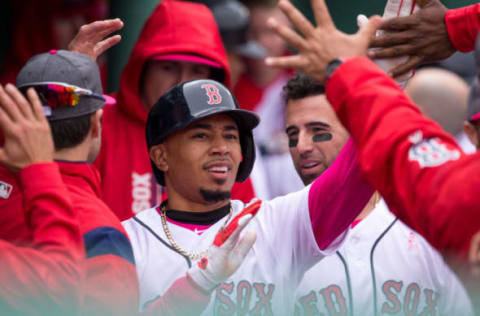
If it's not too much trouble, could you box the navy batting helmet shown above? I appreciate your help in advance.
[146,79,260,186]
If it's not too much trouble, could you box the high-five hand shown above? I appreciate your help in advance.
[0,84,54,172]
[265,0,382,83]
[68,19,124,61]
[369,0,456,78]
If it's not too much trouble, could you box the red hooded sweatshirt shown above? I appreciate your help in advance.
[94,0,255,221]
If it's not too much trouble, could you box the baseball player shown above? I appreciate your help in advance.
[265,0,480,309]
[0,84,84,315]
[266,0,480,267]
[122,78,373,314]
[283,73,473,316]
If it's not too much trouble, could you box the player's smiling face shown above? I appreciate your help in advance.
[286,94,349,185]
[154,114,242,205]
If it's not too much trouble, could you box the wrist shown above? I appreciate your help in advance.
[187,266,220,293]
[325,58,345,85]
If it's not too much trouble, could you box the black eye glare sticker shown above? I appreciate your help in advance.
[288,133,333,147]
[313,133,332,142]
[288,138,298,148]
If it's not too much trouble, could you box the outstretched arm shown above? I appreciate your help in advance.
[307,138,373,250]
[369,0,480,77]
[0,84,84,314]
[265,0,480,262]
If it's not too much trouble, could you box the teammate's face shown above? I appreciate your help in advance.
[154,114,242,206]
[286,95,349,185]
[141,60,211,109]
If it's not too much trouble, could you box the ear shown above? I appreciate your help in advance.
[149,144,168,172]
[90,109,103,139]
[463,121,479,148]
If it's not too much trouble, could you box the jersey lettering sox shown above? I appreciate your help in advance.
[294,200,473,316]
[123,187,342,315]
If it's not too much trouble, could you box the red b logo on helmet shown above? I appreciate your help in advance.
[201,83,222,105]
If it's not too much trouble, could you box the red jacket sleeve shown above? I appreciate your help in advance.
[0,163,84,315]
[141,276,211,316]
[81,229,139,316]
[326,57,479,263]
[445,4,480,52]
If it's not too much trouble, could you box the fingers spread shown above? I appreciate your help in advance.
[222,214,254,250]
[359,15,383,44]
[5,84,33,121]
[368,44,413,59]
[26,88,47,122]
[416,0,435,8]
[0,98,14,134]
[370,31,414,48]
[233,231,257,260]
[265,54,305,69]
[95,35,122,56]
[81,19,124,39]
[311,0,334,28]
[390,55,422,78]
[379,15,417,31]
[267,17,307,51]
[278,0,315,37]
[0,84,23,123]
[356,14,369,29]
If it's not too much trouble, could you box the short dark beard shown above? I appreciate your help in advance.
[200,189,231,203]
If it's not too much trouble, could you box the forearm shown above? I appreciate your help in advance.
[308,138,373,250]
[141,276,211,316]
[0,163,84,313]
[445,4,480,52]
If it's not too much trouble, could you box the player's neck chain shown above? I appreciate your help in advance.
[160,203,233,260]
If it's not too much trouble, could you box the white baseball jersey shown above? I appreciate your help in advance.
[294,199,473,316]
[123,187,344,315]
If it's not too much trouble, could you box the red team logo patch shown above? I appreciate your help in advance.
[201,83,222,105]
[408,131,460,168]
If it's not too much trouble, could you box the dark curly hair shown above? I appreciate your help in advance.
[282,72,325,103]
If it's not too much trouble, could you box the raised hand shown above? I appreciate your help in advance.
[68,19,124,61]
[369,0,456,78]
[0,84,54,172]
[187,200,261,291]
[265,0,382,83]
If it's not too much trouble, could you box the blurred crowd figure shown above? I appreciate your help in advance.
[405,67,477,153]
[1,0,110,87]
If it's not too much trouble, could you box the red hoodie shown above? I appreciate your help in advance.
[94,0,255,221]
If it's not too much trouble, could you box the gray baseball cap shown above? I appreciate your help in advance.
[211,0,266,59]
[16,49,115,121]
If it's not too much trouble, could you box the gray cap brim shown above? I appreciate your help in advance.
[233,40,267,59]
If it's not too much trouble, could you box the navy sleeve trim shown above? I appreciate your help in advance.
[83,226,135,265]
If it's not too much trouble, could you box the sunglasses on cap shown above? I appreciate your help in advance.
[17,81,106,109]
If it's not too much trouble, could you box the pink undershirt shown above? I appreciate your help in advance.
[308,138,373,250]
[157,207,212,235]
